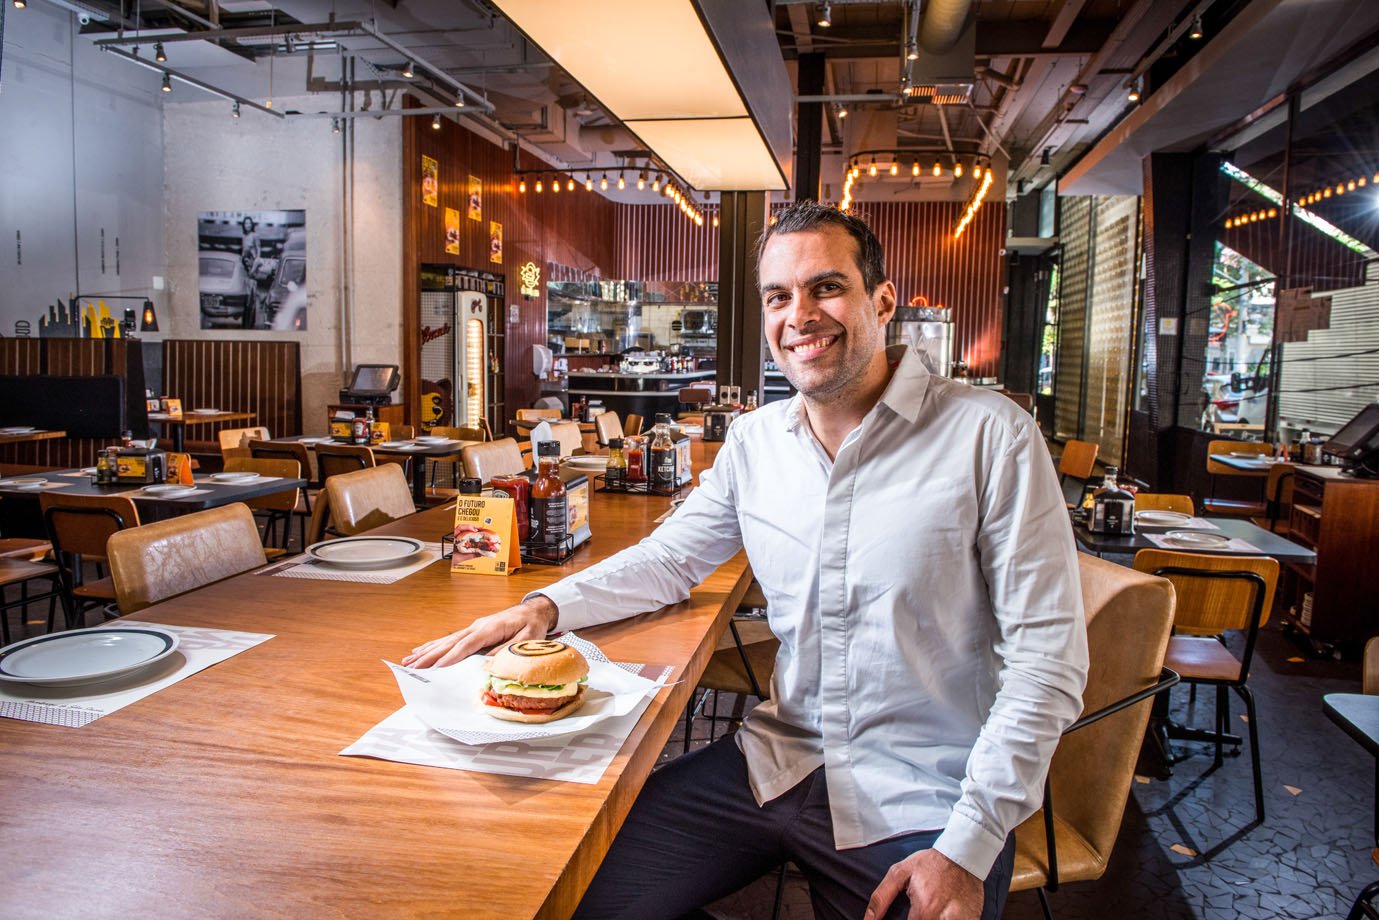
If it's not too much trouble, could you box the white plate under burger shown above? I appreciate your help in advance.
[0,627,180,686]
[306,536,425,569]
[1135,510,1194,527]
[1162,530,1231,548]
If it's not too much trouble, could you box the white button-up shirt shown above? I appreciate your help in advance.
[540,344,1088,878]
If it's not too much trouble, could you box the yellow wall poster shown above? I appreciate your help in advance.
[444,207,461,255]
[452,493,521,576]
[489,221,503,264]
[421,156,439,207]
[468,175,482,221]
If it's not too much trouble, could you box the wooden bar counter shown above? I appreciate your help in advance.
[0,478,750,919]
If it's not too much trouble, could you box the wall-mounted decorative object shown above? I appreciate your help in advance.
[422,156,439,208]
[197,209,307,331]
[519,261,541,299]
[489,221,503,265]
[445,208,461,255]
[468,175,482,221]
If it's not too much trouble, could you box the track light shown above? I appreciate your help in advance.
[835,101,848,119]
[1126,80,1141,103]
[402,61,415,79]
[161,74,172,93]
[332,117,340,134]
[13,0,27,9]
[905,39,918,61]
[154,42,167,63]
[1189,17,1204,40]
[431,114,441,130]
[817,2,831,28]
[454,98,465,108]
[232,102,241,118]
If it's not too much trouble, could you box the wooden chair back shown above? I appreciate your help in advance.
[1011,553,1176,893]
[40,492,141,559]
[1133,550,1278,638]
[108,503,266,614]
[323,464,416,536]
[430,425,486,442]
[461,438,527,484]
[248,439,316,485]
[1134,493,1195,515]
[1057,440,1099,481]
[516,408,562,422]
[1205,439,1273,476]
[218,426,271,457]
[1262,462,1295,531]
[316,443,375,481]
[624,413,644,437]
[224,457,301,514]
[594,411,623,447]
[392,425,416,440]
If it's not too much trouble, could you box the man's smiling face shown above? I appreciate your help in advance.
[758,225,895,404]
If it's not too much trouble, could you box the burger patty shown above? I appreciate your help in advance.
[486,690,577,712]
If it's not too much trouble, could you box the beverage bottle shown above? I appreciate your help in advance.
[529,440,568,560]
[605,437,628,490]
[650,414,676,492]
[626,436,646,483]
[745,389,758,411]
[96,449,111,483]
[1090,466,1136,535]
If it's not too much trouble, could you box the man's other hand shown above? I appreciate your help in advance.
[401,596,558,668]
[864,848,983,920]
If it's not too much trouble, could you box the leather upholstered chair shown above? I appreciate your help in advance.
[107,503,267,614]
[1009,552,1178,919]
[249,439,318,487]
[322,464,416,536]
[461,438,527,485]
[593,411,623,448]
[527,421,583,461]
[624,413,644,438]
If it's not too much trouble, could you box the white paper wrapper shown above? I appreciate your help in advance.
[384,633,670,745]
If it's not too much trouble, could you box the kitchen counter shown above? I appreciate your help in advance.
[568,369,716,420]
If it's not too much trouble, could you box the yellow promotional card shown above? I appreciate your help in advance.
[166,452,195,484]
[369,420,390,445]
[452,493,521,576]
[163,398,183,419]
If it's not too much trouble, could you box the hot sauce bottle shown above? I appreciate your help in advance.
[605,437,628,490]
[529,440,568,560]
[626,436,646,483]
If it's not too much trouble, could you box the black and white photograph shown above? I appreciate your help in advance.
[197,209,307,331]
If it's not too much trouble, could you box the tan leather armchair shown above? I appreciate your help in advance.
[461,438,527,484]
[107,503,267,614]
[1010,553,1178,918]
[322,464,416,536]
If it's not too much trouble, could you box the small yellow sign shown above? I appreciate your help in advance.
[519,261,541,298]
[452,493,522,576]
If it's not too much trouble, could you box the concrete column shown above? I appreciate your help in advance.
[716,192,769,401]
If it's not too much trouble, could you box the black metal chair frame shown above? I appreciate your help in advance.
[1,565,63,643]
[1349,881,1379,920]
[1031,666,1181,920]
[43,505,130,629]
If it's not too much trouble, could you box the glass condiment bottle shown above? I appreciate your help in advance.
[352,413,369,445]
[650,414,676,493]
[745,390,758,411]
[1090,466,1136,535]
[96,449,111,484]
[530,440,568,560]
[459,477,482,496]
[626,435,646,483]
[490,475,531,543]
[605,437,628,490]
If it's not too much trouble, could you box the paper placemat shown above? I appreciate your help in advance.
[261,543,443,584]
[341,634,672,784]
[0,480,72,491]
[0,622,274,728]
[1144,533,1262,553]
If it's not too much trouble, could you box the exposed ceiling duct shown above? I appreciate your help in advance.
[918,0,974,55]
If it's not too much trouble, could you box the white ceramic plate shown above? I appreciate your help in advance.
[564,456,609,470]
[0,627,179,686]
[415,436,454,444]
[78,467,98,475]
[1163,530,1232,548]
[1135,510,1193,527]
[1228,451,1264,458]
[210,471,260,483]
[141,484,197,497]
[2,478,48,490]
[298,436,332,444]
[192,408,221,415]
[0,426,37,435]
[307,536,426,569]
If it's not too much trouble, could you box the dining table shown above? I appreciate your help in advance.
[1323,692,1379,849]
[147,410,258,452]
[0,462,751,918]
[0,428,67,446]
[274,436,480,506]
[1073,514,1317,564]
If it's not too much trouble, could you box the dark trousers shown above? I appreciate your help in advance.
[574,736,1016,920]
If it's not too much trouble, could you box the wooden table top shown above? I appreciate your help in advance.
[0,469,307,511]
[148,410,257,426]
[0,429,66,445]
[0,481,750,918]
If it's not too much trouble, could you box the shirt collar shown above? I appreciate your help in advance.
[780,342,930,433]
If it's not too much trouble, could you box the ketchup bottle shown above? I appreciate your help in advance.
[529,440,568,560]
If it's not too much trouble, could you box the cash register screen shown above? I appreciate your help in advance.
[347,364,400,397]
[1323,402,1379,461]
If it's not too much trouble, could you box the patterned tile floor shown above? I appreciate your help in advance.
[663,623,1376,920]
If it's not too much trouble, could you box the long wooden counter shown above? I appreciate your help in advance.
[0,482,751,918]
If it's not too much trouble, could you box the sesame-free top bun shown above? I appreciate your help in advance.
[484,639,589,685]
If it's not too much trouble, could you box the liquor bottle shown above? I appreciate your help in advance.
[605,437,628,490]
[1089,466,1136,535]
[650,414,676,493]
[529,440,568,560]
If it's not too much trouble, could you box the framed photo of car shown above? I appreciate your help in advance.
[197,210,307,331]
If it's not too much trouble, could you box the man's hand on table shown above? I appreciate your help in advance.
[864,849,983,920]
[402,596,559,668]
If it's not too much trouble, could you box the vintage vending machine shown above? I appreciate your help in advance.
[419,267,502,432]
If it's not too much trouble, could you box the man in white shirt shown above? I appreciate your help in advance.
[406,201,1088,920]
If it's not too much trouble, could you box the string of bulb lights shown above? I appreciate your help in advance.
[1224,170,1379,227]
[838,150,991,222]
[515,167,709,226]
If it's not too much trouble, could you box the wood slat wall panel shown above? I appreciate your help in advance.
[162,340,302,440]
[0,339,42,374]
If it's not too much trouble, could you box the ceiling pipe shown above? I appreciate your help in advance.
[919,0,974,55]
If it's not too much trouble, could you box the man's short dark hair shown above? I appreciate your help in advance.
[756,201,887,294]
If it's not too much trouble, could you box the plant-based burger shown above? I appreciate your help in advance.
[454,525,501,560]
[481,639,589,723]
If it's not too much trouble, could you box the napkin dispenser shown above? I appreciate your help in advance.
[115,447,167,484]
[701,406,739,443]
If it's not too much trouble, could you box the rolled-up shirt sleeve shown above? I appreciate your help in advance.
[533,437,747,633]
[932,416,1089,877]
